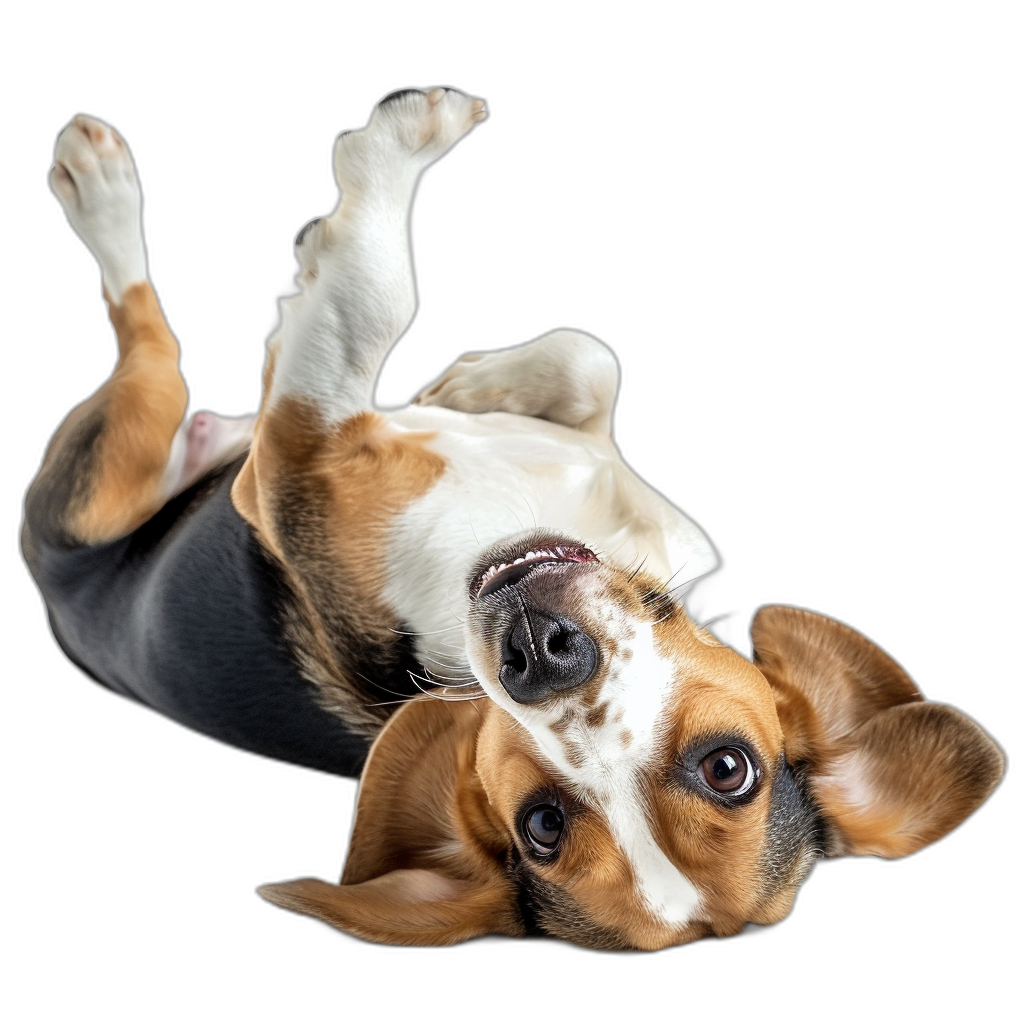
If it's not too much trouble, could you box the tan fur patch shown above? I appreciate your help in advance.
[641,613,786,931]
[230,340,277,532]
[260,699,524,946]
[585,702,608,729]
[753,605,922,752]
[26,283,187,547]
[813,702,1004,857]
[232,397,447,737]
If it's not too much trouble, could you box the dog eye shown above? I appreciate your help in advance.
[523,804,564,855]
[700,747,756,796]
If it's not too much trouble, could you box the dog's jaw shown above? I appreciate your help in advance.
[473,538,598,599]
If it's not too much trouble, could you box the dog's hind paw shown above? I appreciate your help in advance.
[50,114,146,303]
[333,88,486,191]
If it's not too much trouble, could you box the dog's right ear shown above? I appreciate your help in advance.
[752,605,1004,859]
[259,698,523,945]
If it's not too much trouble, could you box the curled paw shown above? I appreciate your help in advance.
[334,87,486,190]
[51,115,139,228]
[49,114,146,300]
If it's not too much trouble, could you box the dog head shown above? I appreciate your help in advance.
[260,532,1004,948]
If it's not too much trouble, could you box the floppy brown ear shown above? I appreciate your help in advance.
[752,606,1004,858]
[259,698,523,945]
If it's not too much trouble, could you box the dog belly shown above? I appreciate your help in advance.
[28,459,371,776]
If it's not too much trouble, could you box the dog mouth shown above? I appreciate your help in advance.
[471,536,599,599]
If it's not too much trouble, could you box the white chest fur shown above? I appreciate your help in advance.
[380,405,716,670]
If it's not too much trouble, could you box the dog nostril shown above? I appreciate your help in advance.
[546,628,568,655]
[505,638,528,674]
[499,610,598,704]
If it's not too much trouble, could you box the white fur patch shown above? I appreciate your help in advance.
[267,89,486,423]
[381,404,717,660]
[469,612,702,927]
[50,116,148,304]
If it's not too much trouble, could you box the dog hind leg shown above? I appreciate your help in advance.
[25,116,190,552]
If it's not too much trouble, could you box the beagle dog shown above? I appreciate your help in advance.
[23,88,1004,950]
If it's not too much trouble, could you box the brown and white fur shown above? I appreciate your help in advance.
[23,89,1004,949]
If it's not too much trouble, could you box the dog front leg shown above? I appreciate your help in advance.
[233,90,485,547]
[414,329,620,436]
[265,89,486,424]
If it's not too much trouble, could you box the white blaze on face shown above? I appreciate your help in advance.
[470,615,702,927]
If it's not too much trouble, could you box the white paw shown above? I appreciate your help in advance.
[50,114,147,302]
[415,350,517,415]
[414,331,619,434]
[292,214,334,284]
[333,87,486,192]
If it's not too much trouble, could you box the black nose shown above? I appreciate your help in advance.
[499,609,598,704]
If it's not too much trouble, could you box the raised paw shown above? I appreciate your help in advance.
[50,115,147,302]
[415,351,513,415]
[376,87,487,156]
[414,331,620,436]
[333,87,486,192]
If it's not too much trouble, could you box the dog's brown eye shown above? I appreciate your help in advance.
[524,804,564,855]
[701,748,755,795]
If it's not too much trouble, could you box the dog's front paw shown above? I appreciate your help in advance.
[414,351,514,415]
[334,88,486,191]
[50,115,146,301]
[414,331,619,433]
[378,87,487,156]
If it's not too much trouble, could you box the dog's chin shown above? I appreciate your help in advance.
[468,531,599,601]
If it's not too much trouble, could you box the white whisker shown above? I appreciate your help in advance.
[421,647,468,663]
[429,660,473,671]
[389,624,463,637]
[430,639,468,653]
[408,670,487,703]
[422,666,478,683]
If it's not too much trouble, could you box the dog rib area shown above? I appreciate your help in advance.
[231,399,448,733]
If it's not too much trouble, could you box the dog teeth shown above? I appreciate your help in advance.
[476,541,598,594]
[483,550,555,579]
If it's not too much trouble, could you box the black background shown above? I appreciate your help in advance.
[12,48,1011,999]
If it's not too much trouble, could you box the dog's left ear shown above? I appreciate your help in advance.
[752,605,1004,858]
[259,698,522,945]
